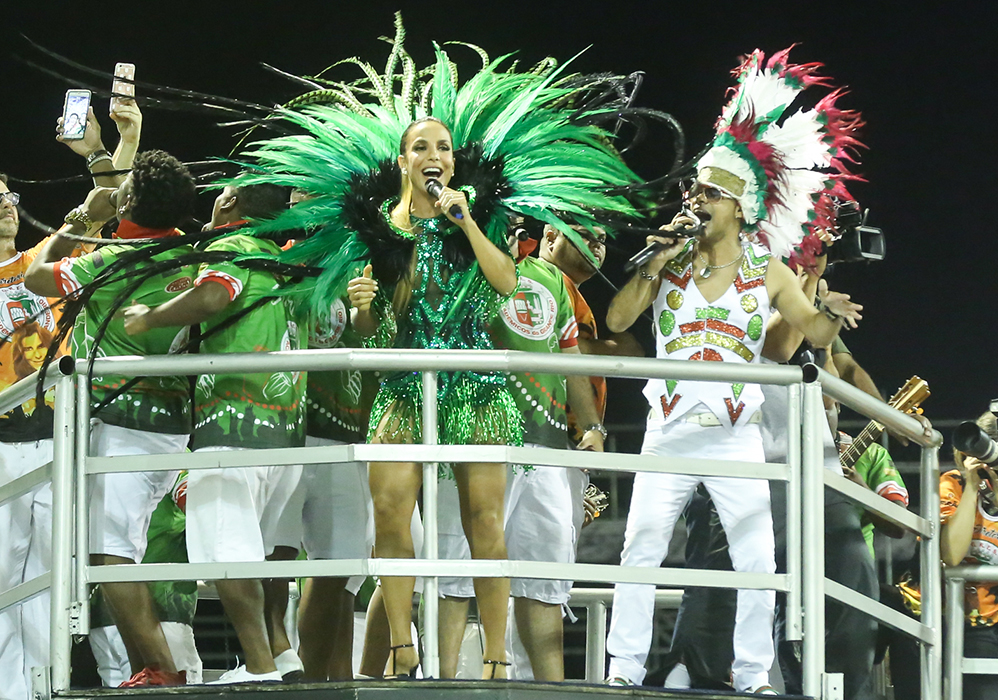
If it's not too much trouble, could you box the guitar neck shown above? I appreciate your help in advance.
[841,420,884,470]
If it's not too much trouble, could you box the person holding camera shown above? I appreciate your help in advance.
[940,409,998,700]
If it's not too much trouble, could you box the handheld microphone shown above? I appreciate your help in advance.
[624,216,703,274]
[425,179,464,220]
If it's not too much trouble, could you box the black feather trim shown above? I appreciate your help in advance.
[340,142,511,289]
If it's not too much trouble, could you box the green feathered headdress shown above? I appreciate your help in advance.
[228,14,645,321]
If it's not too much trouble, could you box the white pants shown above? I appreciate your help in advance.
[437,476,475,599]
[186,447,302,563]
[0,440,52,700]
[505,462,580,605]
[271,436,372,595]
[437,449,582,604]
[90,621,203,686]
[606,419,775,692]
[88,422,188,561]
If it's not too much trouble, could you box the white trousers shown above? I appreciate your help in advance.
[0,440,52,700]
[606,419,775,692]
[436,446,579,603]
[505,462,579,605]
[186,447,302,563]
[271,437,372,595]
[88,422,188,561]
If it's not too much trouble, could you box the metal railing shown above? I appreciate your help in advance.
[0,348,943,698]
[802,365,942,699]
[944,565,998,699]
[0,367,61,628]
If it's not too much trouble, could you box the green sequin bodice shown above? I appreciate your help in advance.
[368,212,521,449]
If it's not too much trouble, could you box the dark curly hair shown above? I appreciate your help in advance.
[128,150,196,229]
[235,184,287,221]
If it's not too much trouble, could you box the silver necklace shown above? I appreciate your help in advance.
[695,244,744,279]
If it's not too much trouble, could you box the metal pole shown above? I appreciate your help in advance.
[73,378,91,634]
[944,576,965,700]
[920,444,942,700]
[585,600,608,682]
[420,370,440,678]
[49,370,75,692]
[785,382,803,641]
[801,381,826,697]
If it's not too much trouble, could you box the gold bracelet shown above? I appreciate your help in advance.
[639,268,658,281]
[64,207,94,230]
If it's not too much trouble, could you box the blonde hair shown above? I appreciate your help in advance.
[389,116,452,315]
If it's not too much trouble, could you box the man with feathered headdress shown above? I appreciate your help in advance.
[603,47,866,694]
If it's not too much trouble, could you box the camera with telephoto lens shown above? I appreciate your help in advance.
[825,199,886,264]
[952,400,998,464]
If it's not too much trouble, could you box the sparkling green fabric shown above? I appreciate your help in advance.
[366,213,521,452]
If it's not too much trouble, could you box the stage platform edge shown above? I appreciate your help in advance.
[56,679,809,700]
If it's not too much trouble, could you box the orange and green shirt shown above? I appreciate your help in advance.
[941,468,998,626]
[0,239,65,441]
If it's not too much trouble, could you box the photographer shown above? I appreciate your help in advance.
[940,410,998,700]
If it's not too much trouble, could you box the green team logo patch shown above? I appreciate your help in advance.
[311,298,349,348]
[500,276,558,340]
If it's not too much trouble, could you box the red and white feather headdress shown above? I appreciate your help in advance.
[696,47,866,264]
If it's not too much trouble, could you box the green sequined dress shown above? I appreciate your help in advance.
[367,212,522,449]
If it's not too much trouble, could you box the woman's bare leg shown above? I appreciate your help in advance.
[369,459,421,675]
[453,462,509,678]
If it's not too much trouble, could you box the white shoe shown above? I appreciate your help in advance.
[208,665,283,684]
[605,675,634,686]
[751,684,779,695]
[274,649,305,681]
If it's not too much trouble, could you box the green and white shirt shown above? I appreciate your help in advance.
[192,235,306,449]
[54,242,196,434]
[854,442,909,557]
[306,298,380,443]
[491,256,578,449]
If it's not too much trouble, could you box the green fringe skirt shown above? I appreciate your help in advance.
[367,370,523,449]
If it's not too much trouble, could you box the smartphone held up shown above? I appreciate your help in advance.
[60,89,91,141]
[112,62,135,108]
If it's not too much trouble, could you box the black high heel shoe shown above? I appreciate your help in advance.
[386,643,418,679]
[482,659,511,679]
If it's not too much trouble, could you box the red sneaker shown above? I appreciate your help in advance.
[119,667,187,687]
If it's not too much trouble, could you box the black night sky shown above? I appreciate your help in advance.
[4,2,995,442]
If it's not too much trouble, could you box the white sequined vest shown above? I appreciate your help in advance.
[642,239,772,430]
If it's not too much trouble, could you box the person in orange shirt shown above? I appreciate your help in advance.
[0,170,103,699]
[940,409,998,700]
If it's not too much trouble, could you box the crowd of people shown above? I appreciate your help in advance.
[0,33,993,700]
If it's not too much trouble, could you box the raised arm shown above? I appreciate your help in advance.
[436,187,516,296]
[940,464,985,567]
[766,257,862,349]
[24,187,114,296]
[607,226,692,332]
[109,98,143,179]
[56,108,119,189]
